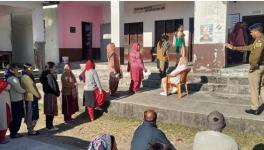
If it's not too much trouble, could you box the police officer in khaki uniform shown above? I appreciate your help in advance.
[226,23,264,115]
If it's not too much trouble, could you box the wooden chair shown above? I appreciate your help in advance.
[166,68,191,98]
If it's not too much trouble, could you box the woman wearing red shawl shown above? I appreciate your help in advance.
[0,80,11,144]
[83,59,102,121]
[128,43,146,93]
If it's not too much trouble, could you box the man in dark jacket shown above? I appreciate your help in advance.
[131,109,176,150]
[40,62,60,131]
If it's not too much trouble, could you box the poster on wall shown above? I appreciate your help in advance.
[200,24,213,42]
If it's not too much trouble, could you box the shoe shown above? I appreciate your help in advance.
[245,109,261,115]
[170,88,177,94]
[10,133,24,139]
[110,94,117,97]
[64,120,74,125]
[128,90,135,94]
[28,131,40,136]
[160,92,168,96]
[0,139,9,144]
[47,127,59,131]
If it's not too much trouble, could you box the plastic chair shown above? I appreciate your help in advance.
[166,68,191,98]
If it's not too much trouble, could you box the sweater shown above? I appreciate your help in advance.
[61,71,76,96]
[84,69,102,91]
[193,131,240,150]
[21,74,40,101]
[40,70,60,96]
[7,76,25,102]
[131,121,176,150]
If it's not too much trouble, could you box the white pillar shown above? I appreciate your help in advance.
[32,6,46,69]
[111,0,124,48]
[44,7,59,64]
[32,7,45,42]
[193,1,228,70]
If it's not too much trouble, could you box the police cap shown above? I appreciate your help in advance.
[248,23,263,32]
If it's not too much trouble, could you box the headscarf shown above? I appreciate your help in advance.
[88,134,113,150]
[85,60,95,72]
[0,79,8,93]
[128,43,144,69]
[22,63,35,82]
[63,64,76,83]
[4,69,14,80]
[207,111,226,132]
[178,57,188,67]
[80,60,95,82]
[107,43,115,60]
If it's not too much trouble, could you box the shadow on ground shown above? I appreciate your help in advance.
[27,135,90,150]
[188,75,207,95]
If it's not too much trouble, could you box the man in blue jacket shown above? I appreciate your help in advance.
[131,109,176,150]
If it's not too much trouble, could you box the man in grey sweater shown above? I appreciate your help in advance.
[193,111,240,150]
[5,64,26,138]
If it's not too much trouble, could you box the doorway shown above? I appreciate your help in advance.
[154,19,183,47]
[100,23,111,62]
[188,18,194,62]
[227,15,264,65]
[82,22,92,60]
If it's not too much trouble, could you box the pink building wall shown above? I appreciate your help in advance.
[58,2,103,48]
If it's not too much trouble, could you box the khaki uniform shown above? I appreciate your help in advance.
[233,35,264,110]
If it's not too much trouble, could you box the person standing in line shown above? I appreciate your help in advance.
[107,43,122,97]
[40,62,60,131]
[172,25,186,66]
[157,34,170,78]
[83,59,103,121]
[61,64,79,124]
[127,43,146,93]
[21,63,41,136]
[0,80,11,144]
[5,64,26,138]
[226,23,264,115]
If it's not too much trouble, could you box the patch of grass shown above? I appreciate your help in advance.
[18,107,264,150]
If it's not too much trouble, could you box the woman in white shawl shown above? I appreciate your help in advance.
[0,79,11,144]
[160,57,190,96]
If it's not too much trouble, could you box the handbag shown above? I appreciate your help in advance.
[95,88,107,107]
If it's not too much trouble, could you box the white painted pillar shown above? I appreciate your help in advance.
[193,1,228,70]
[32,7,45,42]
[32,6,46,69]
[111,0,124,48]
[44,7,59,64]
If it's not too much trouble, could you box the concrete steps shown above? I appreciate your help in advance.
[56,62,251,97]
[106,88,264,136]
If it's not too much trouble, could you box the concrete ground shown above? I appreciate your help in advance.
[107,88,264,135]
[1,79,264,150]
[0,137,67,150]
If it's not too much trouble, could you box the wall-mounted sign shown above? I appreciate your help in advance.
[134,4,165,13]
[227,13,240,30]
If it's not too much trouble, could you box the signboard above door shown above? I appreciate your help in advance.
[134,4,165,13]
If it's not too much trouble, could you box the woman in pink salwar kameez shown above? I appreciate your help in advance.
[128,43,146,93]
